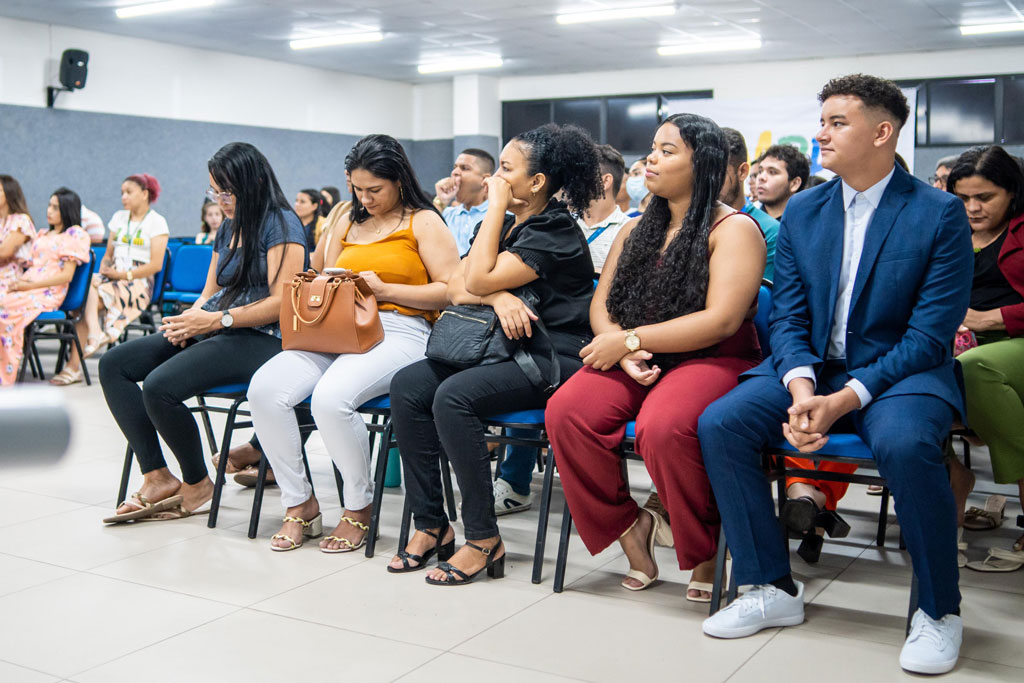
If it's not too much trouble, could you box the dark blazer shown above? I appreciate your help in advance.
[744,164,973,415]
[997,212,1024,337]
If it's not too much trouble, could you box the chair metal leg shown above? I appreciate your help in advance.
[301,447,317,497]
[906,572,920,636]
[552,500,573,593]
[195,396,218,456]
[877,487,890,547]
[962,437,971,470]
[248,455,269,539]
[440,451,458,522]
[117,445,134,505]
[69,324,91,386]
[710,526,728,615]
[398,494,412,551]
[494,441,506,481]
[532,449,556,584]
[208,397,242,528]
[365,421,392,558]
[333,464,345,508]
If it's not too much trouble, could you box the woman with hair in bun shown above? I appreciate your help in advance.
[546,114,766,601]
[53,173,169,385]
[387,123,602,584]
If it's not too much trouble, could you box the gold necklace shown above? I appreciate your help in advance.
[368,208,405,236]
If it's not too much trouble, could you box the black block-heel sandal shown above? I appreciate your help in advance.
[425,538,505,586]
[387,522,455,573]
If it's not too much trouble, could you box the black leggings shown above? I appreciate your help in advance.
[390,354,581,540]
[99,330,282,484]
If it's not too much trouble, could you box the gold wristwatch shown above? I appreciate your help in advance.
[126,269,134,282]
[624,329,640,352]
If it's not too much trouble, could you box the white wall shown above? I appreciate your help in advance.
[499,46,1024,102]
[412,81,453,140]
[0,15,415,138]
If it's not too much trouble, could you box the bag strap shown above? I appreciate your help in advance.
[511,311,560,396]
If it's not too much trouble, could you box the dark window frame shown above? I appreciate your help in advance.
[897,74,1022,147]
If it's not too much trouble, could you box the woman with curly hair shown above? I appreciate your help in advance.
[545,113,766,601]
[388,123,602,584]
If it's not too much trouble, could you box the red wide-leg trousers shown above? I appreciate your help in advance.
[546,356,758,569]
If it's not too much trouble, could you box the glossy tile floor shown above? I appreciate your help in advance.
[3,352,1023,682]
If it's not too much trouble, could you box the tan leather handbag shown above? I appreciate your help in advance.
[280,270,384,354]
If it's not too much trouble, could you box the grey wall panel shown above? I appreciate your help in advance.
[452,135,501,169]
[914,144,1024,185]
[0,104,453,237]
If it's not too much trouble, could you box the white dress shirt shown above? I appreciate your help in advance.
[781,167,895,408]
[578,206,629,270]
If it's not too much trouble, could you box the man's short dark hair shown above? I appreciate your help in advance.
[460,148,495,174]
[818,73,910,129]
[721,128,748,168]
[595,144,626,197]
[761,144,811,191]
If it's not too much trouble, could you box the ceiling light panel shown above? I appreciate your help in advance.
[289,31,384,50]
[960,22,1024,35]
[556,4,677,25]
[417,56,504,74]
[658,38,763,55]
[115,0,215,19]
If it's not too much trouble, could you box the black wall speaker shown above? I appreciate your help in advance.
[59,49,89,90]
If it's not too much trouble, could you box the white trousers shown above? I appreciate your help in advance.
[247,311,431,510]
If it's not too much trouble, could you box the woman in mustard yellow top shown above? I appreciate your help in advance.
[248,135,460,553]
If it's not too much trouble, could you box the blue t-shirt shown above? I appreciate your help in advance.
[743,202,779,283]
[202,208,309,337]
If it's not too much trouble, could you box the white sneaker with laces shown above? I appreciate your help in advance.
[702,581,805,638]
[493,478,531,516]
[899,609,962,675]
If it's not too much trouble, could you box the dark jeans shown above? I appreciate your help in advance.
[99,330,282,485]
[697,363,960,619]
[390,354,581,540]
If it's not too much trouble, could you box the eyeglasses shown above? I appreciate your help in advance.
[928,175,949,186]
[206,188,234,202]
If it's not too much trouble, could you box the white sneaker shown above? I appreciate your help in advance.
[900,609,962,675]
[702,582,805,638]
[493,478,531,516]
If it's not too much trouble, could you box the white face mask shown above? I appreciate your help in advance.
[626,175,648,205]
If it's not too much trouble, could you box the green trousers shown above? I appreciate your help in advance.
[958,336,1024,484]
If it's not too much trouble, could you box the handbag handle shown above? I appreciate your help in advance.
[290,278,340,326]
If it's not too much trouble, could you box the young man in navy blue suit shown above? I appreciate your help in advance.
[697,74,972,675]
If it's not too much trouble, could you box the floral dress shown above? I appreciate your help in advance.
[0,226,90,385]
[0,213,36,295]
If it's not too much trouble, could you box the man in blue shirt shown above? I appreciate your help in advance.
[432,148,495,256]
[720,128,779,281]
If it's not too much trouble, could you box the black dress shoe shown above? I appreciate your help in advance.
[780,496,820,534]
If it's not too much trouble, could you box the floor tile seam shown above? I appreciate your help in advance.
[0,656,61,679]
[61,606,247,680]
[387,651,450,683]
[441,588,565,654]
[242,604,448,652]
[0,486,104,510]
[0,547,90,574]
[721,627,787,682]
[429,650,597,683]
[234,557,373,609]
[78,527,219,572]
[79,569,245,608]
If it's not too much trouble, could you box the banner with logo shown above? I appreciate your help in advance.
[665,88,917,176]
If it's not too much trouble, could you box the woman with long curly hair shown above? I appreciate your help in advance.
[545,113,766,601]
[388,123,602,584]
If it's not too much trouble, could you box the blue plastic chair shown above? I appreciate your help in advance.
[122,248,170,338]
[19,251,95,384]
[161,244,213,309]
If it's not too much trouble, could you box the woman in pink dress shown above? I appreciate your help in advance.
[0,188,90,385]
[0,175,37,295]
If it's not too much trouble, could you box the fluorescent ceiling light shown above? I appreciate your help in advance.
[289,32,384,50]
[658,38,762,56]
[556,4,676,25]
[959,22,1024,36]
[417,56,504,74]
[116,0,214,19]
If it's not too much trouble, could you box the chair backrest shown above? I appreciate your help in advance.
[754,282,773,356]
[90,245,105,274]
[150,248,171,301]
[61,251,95,312]
[168,244,213,293]
[166,237,192,262]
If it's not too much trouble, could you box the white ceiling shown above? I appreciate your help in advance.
[2,0,1023,83]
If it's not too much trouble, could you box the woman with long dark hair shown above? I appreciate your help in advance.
[387,123,601,583]
[99,142,308,523]
[0,188,90,385]
[545,114,766,600]
[294,188,324,252]
[247,134,460,552]
[0,175,37,295]
[54,173,169,385]
[943,146,1024,571]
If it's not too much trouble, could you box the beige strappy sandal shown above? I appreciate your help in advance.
[49,367,84,386]
[271,513,323,552]
[102,493,184,524]
[621,507,660,591]
[320,515,369,554]
[82,333,110,359]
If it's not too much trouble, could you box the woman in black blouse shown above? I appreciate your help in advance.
[388,124,603,583]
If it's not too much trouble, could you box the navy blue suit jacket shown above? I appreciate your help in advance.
[744,164,972,415]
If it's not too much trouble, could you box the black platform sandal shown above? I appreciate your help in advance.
[387,522,455,573]
[425,538,505,586]
[780,496,821,535]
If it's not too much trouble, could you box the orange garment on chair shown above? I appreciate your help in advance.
[784,456,858,510]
